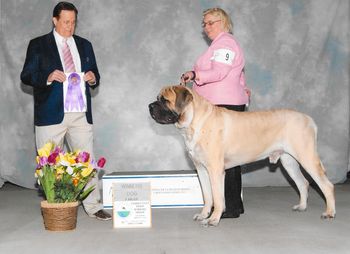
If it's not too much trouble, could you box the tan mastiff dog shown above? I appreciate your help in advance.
[148,85,335,227]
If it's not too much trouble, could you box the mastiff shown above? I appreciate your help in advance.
[148,85,335,226]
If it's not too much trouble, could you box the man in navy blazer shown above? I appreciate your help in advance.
[21,1,111,220]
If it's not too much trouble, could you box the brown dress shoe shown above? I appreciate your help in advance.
[89,210,112,221]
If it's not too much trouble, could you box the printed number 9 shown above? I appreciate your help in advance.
[225,53,229,61]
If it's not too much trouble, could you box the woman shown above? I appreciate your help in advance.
[181,7,250,218]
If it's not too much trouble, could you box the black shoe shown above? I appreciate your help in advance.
[221,211,240,218]
[221,208,244,219]
[89,210,112,221]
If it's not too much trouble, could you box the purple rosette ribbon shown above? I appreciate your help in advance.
[65,72,85,112]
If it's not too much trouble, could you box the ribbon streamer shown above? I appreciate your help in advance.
[65,73,85,112]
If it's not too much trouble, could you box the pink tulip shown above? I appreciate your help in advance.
[53,146,63,154]
[97,157,106,168]
[48,152,59,165]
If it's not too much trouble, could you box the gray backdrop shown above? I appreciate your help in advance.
[0,0,349,189]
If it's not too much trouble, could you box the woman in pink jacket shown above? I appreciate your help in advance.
[181,7,250,219]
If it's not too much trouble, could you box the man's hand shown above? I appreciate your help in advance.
[84,71,96,85]
[47,70,66,83]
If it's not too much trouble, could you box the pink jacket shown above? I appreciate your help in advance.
[193,32,249,105]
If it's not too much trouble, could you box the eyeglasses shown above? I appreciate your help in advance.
[201,20,221,28]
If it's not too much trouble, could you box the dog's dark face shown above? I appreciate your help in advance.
[148,97,179,124]
[148,85,193,125]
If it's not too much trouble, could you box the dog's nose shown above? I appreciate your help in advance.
[148,102,157,116]
[149,101,158,111]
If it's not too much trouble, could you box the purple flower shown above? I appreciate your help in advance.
[38,156,48,167]
[76,151,90,163]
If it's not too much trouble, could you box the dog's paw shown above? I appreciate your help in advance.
[321,212,335,220]
[193,209,211,221]
[193,213,206,221]
[200,217,220,227]
[292,204,307,212]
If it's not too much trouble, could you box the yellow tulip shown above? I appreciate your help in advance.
[46,142,54,150]
[34,169,42,178]
[37,148,48,157]
[81,165,93,178]
[67,154,76,165]
[37,142,54,157]
[82,162,89,168]
[59,153,73,167]
[56,166,65,175]
[58,153,66,164]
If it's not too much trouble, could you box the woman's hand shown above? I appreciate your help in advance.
[180,71,196,84]
[244,87,251,97]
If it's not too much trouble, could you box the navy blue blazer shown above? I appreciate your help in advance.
[20,31,100,126]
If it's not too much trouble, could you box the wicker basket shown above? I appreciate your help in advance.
[41,200,79,231]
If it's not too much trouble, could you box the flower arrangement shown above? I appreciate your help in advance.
[35,142,106,203]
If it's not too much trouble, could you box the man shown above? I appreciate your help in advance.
[21,1,111,220]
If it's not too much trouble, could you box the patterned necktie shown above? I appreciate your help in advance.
[62,39,76,72]
[63,38,85,112]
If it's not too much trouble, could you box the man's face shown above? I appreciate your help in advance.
[53,10,76,38]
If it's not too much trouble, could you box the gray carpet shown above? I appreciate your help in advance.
[0,181,349,254]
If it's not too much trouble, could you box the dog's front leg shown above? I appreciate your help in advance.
[193,165,213,221]
[201,168,225,227]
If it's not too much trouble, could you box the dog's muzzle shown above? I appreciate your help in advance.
[148,101,179,124]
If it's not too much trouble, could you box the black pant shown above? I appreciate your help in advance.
[217,104,245,216]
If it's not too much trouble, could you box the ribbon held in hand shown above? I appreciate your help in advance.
[64,72,85,112]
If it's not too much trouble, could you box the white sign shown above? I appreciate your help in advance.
[103,171,204,209]
[112,182,151,228]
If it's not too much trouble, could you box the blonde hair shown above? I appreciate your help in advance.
[203,7,233,34]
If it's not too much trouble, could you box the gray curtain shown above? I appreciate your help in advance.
[0,0,349,188]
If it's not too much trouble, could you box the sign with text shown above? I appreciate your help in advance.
[112,182,151,228]
[103,171,204,209]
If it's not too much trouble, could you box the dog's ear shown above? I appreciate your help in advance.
[174,86,193,113]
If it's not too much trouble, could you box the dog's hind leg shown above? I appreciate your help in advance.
[193,165,213,222]
[289,117,336,219]
[280,154,309,211]
[298,155,335,219]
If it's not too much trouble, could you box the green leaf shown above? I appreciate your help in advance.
[79,185,95,201]
[40,165,56,203]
